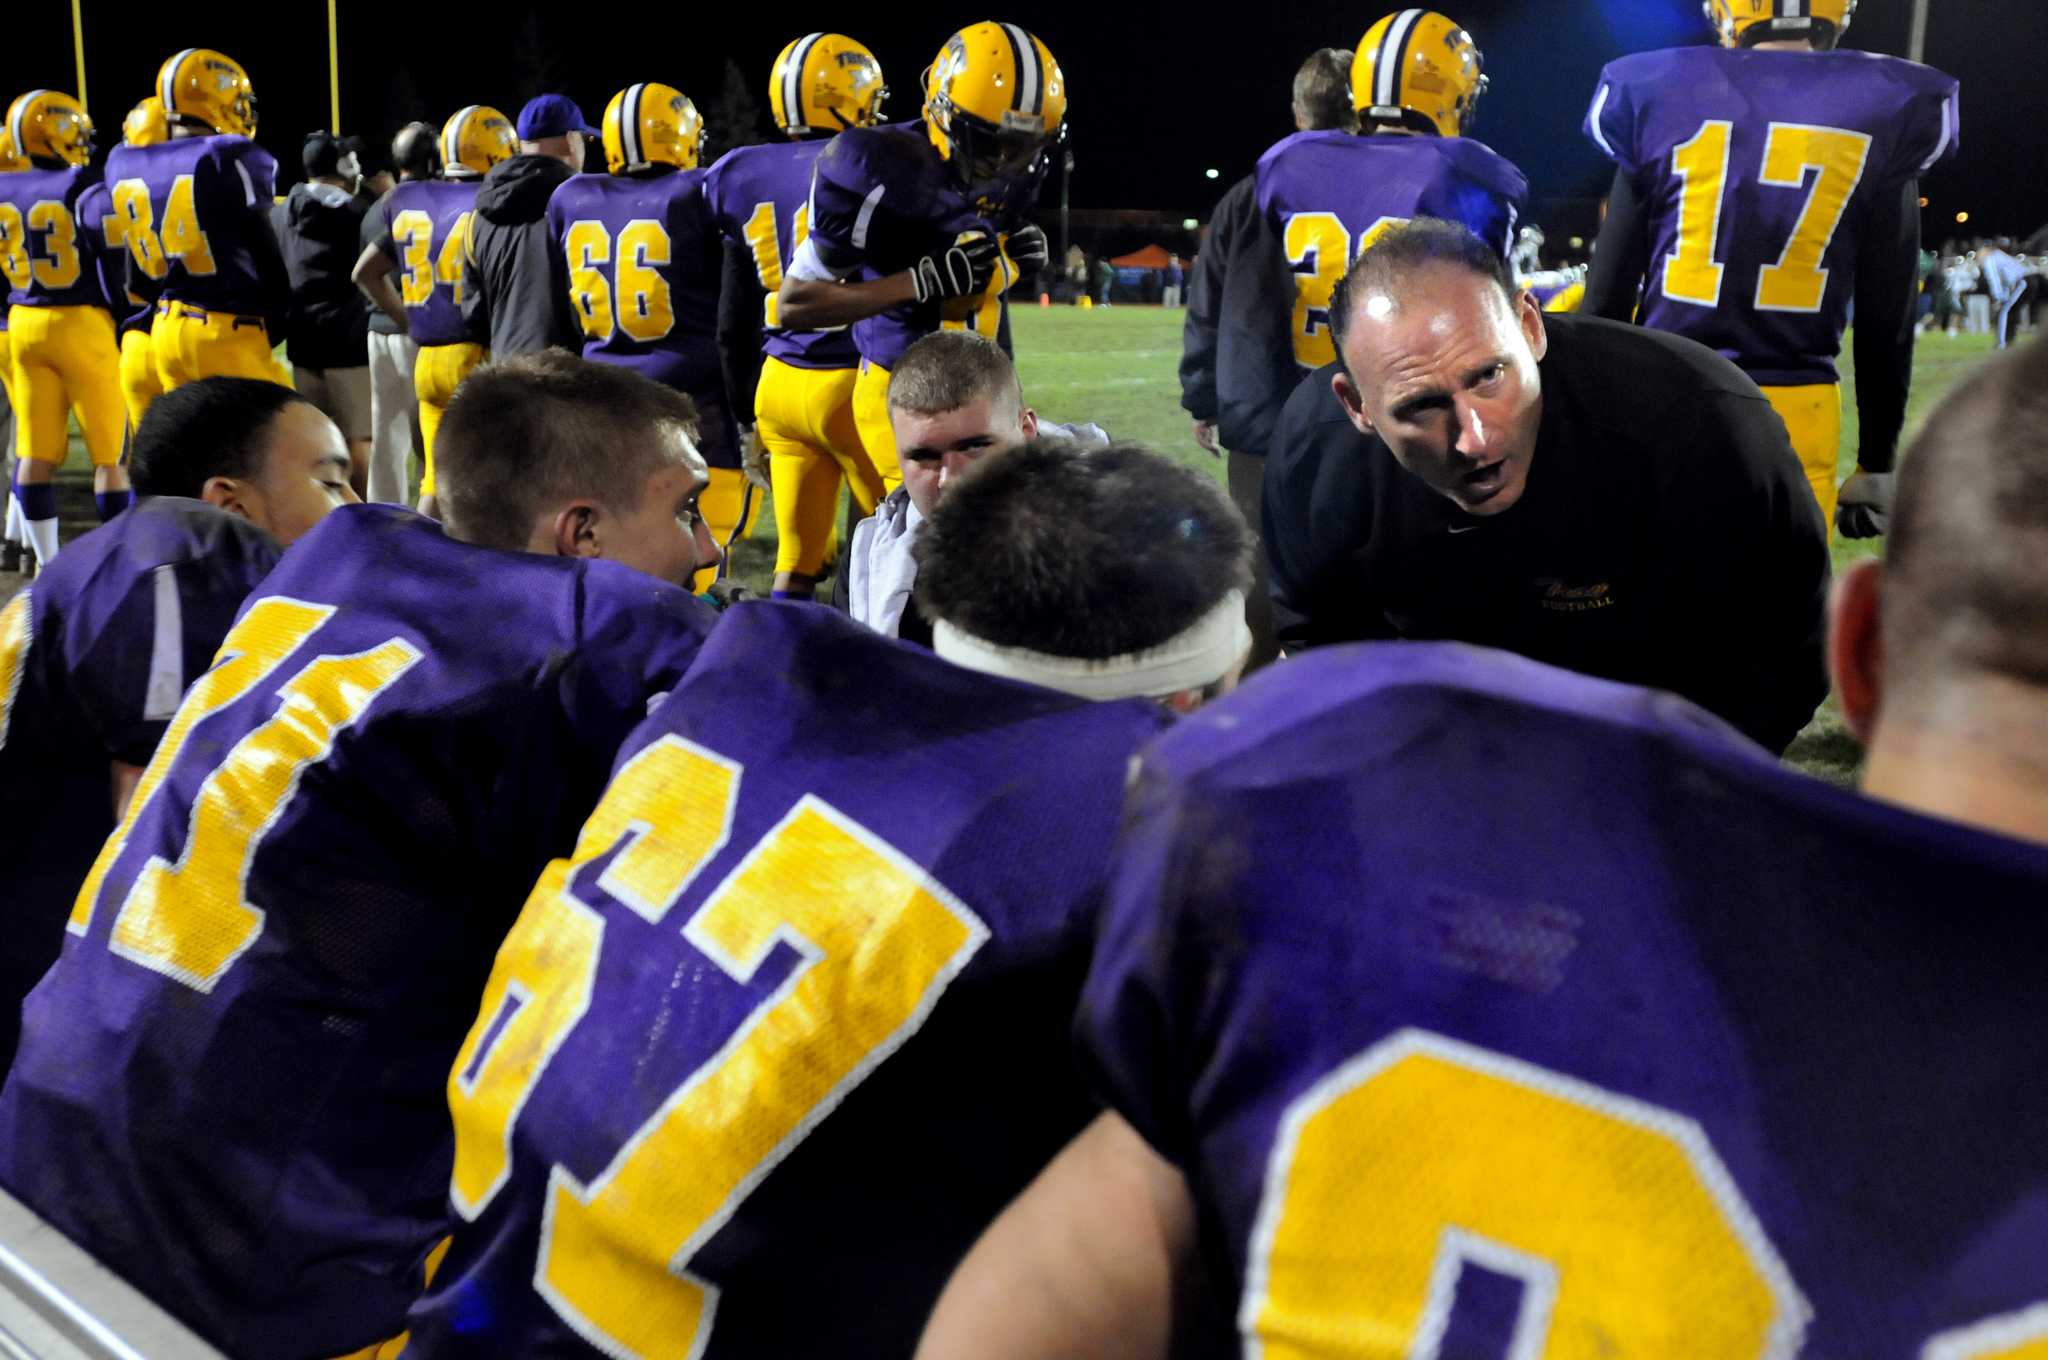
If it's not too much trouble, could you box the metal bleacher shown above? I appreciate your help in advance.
[0,1189,222,1359]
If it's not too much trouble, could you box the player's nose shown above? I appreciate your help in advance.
[1452,399,1491,458]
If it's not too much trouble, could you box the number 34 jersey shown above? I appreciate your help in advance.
[373,177,482,347]
[403,603,1172,1359]
[1586,47,1959,386]
[0,506,715,1360]
[1081,644,2048,1358]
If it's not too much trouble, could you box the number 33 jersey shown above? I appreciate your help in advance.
[402,603,1172,1359]
[0,505,716,1360]
[1080,644,2048,1358]
[1585,46,1959,386]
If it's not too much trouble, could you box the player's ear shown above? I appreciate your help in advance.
[1018,406,1039,440]
[551,502,603,560]
[1516,288,1548,363]
[200,475,256,525]
[1829,558,1885,744]
[1331,368,1375,438]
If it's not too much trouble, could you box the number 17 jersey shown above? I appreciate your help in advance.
[1586,46,1959,386]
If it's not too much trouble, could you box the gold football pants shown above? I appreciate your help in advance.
[757,357,882,577]
[8,303,124,467]
[413,342,487,497]
[851,358,903,497]
[1760,383,1843,536]
[120,324,163,432]
[151,303,291,392]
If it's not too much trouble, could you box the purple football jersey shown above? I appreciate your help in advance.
[0,498,280,1073]
[1586,46,1960,385]
[806,121,1016,371]
[0,163,112,311]
[547,169,736,467]
[74,178,149,331]
[1256,130,1528,370]
[703,139,858,370]
[373,177,481,347]
[402,603,1171,1359]
[103,135,285,320]
[1083,643,2048,1357]
[0,505,715,1360]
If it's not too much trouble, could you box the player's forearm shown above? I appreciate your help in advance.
[351,245,409,332]
[1849,179,1922,475]
[1581,168,1652,322]
[776,271,917,330]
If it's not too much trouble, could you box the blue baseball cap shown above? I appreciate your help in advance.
[516,94,598,141]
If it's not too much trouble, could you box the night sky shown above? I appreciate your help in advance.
[5,0,2044,243]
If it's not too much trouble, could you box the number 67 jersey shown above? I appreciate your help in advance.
[402,603,1172,1359]
[1585,46,1958,387]
[1080,645,2048,1358]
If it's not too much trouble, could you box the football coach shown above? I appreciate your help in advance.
[1262,218,1830,754]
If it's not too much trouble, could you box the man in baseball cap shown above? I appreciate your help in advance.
[460,94,597,359]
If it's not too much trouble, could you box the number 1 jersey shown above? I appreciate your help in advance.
[1585,46,1959,386]
[1082,644,2048,1357]
[702,138,858,370]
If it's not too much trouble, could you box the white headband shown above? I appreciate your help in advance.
[933,591,1251,702]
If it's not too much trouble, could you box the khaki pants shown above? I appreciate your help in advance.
[366,330,421,505]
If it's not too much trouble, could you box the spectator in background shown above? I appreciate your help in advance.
[462,95,590,359]
[344,134,395,201]
[359,121,436,504]
[274,132,374,497]
[1093,256,1115,307]
[1982,237,2030,349]
[1162,254,1184,308]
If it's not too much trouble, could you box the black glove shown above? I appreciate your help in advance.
[911,233,999,304]
[1005,224,1049,274]
[1835,469,1894,539]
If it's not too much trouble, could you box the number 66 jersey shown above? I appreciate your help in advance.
[402,602,1171,1358]
[1080,644,2048,1358]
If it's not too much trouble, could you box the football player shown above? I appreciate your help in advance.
[107,98,170,433]
[0,377,354,1072]
[3,89,130,569]
[353,104,514,517]
[550,82,754,592]
[106,50,293,395]
[1203,10,1527,471]
[705,34,890,599]
[401,438,1250,1358]
[0,125,26,574]
[919,340,2048,1360]
[1581,0,1960,538]
[0,352,720,1360]
[776,22,1062,489]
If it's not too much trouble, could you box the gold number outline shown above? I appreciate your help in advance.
[1752,122,1873,315]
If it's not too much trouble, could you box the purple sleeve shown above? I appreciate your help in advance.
[805,133,883,272]
[1886,70,1961,183]
[563,563,717,747]
[1585,63,1642,177]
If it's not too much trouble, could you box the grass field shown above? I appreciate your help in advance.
[4,312,2003,784]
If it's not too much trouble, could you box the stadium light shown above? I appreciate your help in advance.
[1956,211,1970,224]
[1918,196,1930,208]
[1569,236,1584,249]
[1204,168,1220,179]
[1182,218,1198,228]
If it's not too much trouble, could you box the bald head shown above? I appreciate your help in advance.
[1882,338,2048,697]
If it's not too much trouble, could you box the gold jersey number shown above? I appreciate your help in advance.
[564,218,675,344]
[448,735,989,1360]
[1282,212,1408,369]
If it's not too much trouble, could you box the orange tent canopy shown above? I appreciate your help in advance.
[1108,244,1178,269]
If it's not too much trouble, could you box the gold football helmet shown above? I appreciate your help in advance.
[1353,10,1487,138]
[601,83,704,174]
[1706,0,1856,49]
[440,105,516,178]
[0,129,28,173]
[158,48,257,137]
[769,34,887,136]
[123,95,169,147]
[923,22,1067,203]
[6,91,94,167]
